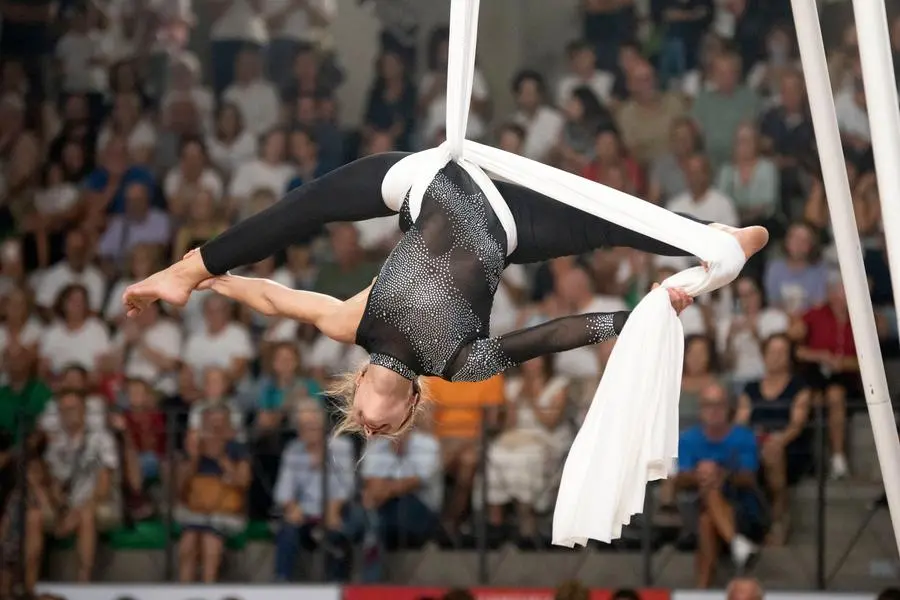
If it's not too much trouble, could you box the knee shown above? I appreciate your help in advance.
[826,385,846,408]
[457,446,479,472]
[761,441,784,467]
[179,532,198,556]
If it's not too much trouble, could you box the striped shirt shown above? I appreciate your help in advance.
[273,436,355,518]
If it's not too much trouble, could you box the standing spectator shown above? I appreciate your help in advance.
[97,182,171,269]
[735,334,811,545]
[227,129,295,214]
[716,123,780,227]
[273,400,355,582]
[485,356,571,546]
[615,61,687,164]
[38,285,111,378]
[83,136,157,216]
[264,1,337,86]
[647,117,702,205]
[691,52,762,171]
[510,70,564,163]
[223,48,282,137]
[358,428,442,581]
[209,0,268,95]
[556,40,614,107]
[206,103,259,178]
[427,375,504,538]
[181,295,254,384]
[175,403,251,582]
[654,0,714,86]
[763,221,829,314]
[667,154,739,226]
[164,137,224,215]
[790,275,856,479]
[676,383,763,589]
[44,390,121,582]
[717,277,789,393]
[363,50,417,152]
[582,0,635,72]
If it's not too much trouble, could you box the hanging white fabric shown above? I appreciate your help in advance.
[402,0,748,546]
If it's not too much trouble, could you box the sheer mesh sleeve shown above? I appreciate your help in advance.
[447,311,630,382]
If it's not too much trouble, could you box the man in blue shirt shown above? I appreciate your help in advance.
[83,136,158,215]
[677,383,766,589]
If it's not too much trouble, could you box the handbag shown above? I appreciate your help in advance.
[183,474,244,516]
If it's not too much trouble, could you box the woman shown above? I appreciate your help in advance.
[39,284,110,379]
[716,123,780,227]
[647,117,701,205]
[161,52,214,134]
[171,189,228,264]
[581,128,643,195]
[96,92,157,165]
[0,285,43,358]
[486,355,572,546]
[163,136,224,217]
[124,152,768,437]
[226,129,295,215]
[679,335,722,428]
[552,86,614,174]
[735,334,811,545]
[363,50,417,152]
[205,103,258,178]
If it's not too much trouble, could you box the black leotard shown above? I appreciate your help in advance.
[201,152,706,382]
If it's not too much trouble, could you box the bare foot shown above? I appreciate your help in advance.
[708,224,769,260]
[122,252,211,317]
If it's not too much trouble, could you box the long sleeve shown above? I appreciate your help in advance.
[447,311,630,382]
[200,152,410,275]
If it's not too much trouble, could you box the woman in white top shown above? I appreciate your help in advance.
[164,137,224,218]
[39,284,110,379]
[206,103,258,178]
[485,355,572,546]
[227,129,295,216]
[97,92,157,165]
[209,0,268,95]
[0,286,43,359]
[161,52,215,134]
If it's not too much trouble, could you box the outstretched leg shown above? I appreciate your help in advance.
[497,180,767,264]
[123,152,410,315]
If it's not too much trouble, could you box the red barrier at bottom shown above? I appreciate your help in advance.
[343,587,671,600]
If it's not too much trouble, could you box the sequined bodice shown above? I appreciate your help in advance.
[356,163,507,379]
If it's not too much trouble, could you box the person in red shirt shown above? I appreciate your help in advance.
[122,377,167,482]
[581,127,644,195]
[789,276,858,479]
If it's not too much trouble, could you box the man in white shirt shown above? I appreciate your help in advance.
[556,39,614,107]
[181,294,255,384]
[264,0,336,85]
[35,229,106,314]
[667,154,739,226]
[210,0,268,94]
[223,48,282,135]
[511,70,564,163]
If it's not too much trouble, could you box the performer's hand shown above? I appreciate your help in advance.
[652,284,693,315]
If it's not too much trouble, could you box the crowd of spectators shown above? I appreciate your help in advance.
[0,0,897,595]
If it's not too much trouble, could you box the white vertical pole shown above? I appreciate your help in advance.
[852,0,900,332]
[790,0,900,555]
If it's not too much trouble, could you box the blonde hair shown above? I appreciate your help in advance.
[330,364,429,439]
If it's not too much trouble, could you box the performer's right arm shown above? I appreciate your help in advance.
[200,275,370,344]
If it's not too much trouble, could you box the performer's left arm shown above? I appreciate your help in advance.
[447,312,630,382]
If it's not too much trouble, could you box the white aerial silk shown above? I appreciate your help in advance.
[392,0,748,546]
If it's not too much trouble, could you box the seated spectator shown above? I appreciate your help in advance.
[510,70,564,163]
[39,285,111,380]
[273,400,355,582]
[680,336,722,432]
[486,356,571,546]
[122,377,166,485]
[615,60,687,164]
[676,384,764,589]
[206,102,258,179]
[314,223,382,301]
[556,40,613,107]
[726,576,764,600]
[0,285,43,359]
[679,32,727,101]
[38,365,108,436]
[223,48,281,137]
[97,92,158,165]
[746,25,801,103]
[279,45,326,102]
[0,239,26,301]
[0,349,51,438]
[736,334,811,545]
[496,123,526,155]
[44,390,121,581]
[647,117,701,205]
[155,96,204,174]
[164,136,224,217]
[105,244,162,325]
[227,129,295,216]
[358,427,441,581]
[83,135,157,216]
[286,127,330,190]
[790,275,856,479]
[171,189,229,264]
[29,162,83,269]
[419,27,490,145]
[34,229,106,314]
[763,221,829,315]
[716,123,780,228]
[175,403,250,582]
[581,127,643,195]
[363,50,417,152]
[667,154,739,227]
[428,374,503,539]
[97,181,171,269]
[181,295,254,384]
[717,277,789,394]
[251,342,321,421]
[691,52,762,171]
[551,86,614,173]
[161,52,215,135]
[187,367,246,440]
[111,299,183,397]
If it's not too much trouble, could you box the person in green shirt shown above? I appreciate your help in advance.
[0,348,52,438]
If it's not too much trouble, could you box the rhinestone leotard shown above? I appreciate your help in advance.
[355,161,629,382]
